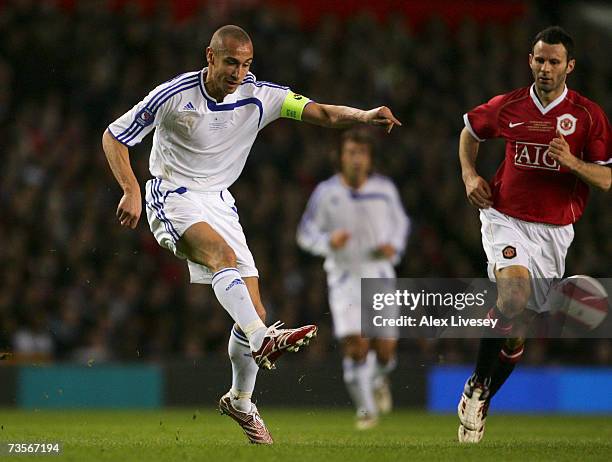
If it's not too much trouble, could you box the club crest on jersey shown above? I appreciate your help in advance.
[135,108,154,127]
[514,141,560,171]
[502,246,516,259]
[556,113,577,136]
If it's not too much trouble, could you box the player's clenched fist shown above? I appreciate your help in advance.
[463,173,493,209]
[548,130,579,171]
[116,190,142,229]
[329,229,351,249]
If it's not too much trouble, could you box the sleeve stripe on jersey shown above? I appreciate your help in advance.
[256,80,289,89]
[117,77,200,145]
[118,76,199,143]
[125,82,198,143]
[106,126,130,147]
[148,75,199,112]
[115,74,198,141]
[242,80,289,90]
[116,119,145,144]
[463,113,485,142]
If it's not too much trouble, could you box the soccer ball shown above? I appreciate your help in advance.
[550,275,609,331]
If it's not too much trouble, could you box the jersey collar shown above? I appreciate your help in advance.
[529,83,568,115]
[199,68,238,104]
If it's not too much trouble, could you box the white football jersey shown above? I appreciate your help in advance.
[297,174,410,277]
[108,69,293,191]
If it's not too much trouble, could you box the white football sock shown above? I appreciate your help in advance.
[212,268,267,351]
[343,356,377,417]
[228,325,259,413]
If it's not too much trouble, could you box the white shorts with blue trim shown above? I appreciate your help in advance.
[480,207,574,312]
[145,178,258,284]
[327,265,398,339]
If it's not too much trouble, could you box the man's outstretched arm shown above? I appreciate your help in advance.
[102,129,142,229]
[301,103,401,133]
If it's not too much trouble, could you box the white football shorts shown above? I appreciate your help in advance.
[327,266,399,339]
[144,178,258,284]
[480,207,574,312]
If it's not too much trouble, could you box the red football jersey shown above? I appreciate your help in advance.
[465,85,612,225]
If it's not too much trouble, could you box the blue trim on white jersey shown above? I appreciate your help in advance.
[106,126,130,147]
[210,97,264,127]
[199,73,264,127]
[123,78,200,144]
[349,191,391,203]
[117,78,199,144]
[116,74,198,141]
[240,80,289,90]
[116,74,200,145]
[149,75,199,112]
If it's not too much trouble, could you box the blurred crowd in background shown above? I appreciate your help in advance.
[1,0,610,366]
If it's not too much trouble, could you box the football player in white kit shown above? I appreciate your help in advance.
[102,25,401,444]
[297,129,410,429]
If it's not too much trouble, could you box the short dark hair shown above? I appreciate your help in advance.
[339,128,376,156]
[334,128,377,172]
[210,25,252,54]
[531,26,574,61]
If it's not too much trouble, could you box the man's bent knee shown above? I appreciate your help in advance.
[216,244,237,270]
[496,266,531,318]
[178,222,237,272]
[190,242,236,272]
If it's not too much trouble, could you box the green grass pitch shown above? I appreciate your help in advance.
[1,409,611,461]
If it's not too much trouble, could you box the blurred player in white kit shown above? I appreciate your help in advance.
[102,25,401,444]
[297,129,410,429]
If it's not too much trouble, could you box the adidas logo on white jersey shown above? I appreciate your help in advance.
[181,102,196,111]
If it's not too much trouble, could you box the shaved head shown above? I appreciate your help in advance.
[209,25,252,55]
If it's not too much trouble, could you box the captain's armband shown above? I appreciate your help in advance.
[280,91,311,121]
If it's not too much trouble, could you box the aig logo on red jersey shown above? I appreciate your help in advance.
[514,142,560,171]
[556,113,577,136]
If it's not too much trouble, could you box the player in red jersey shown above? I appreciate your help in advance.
[456,26,612,443]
